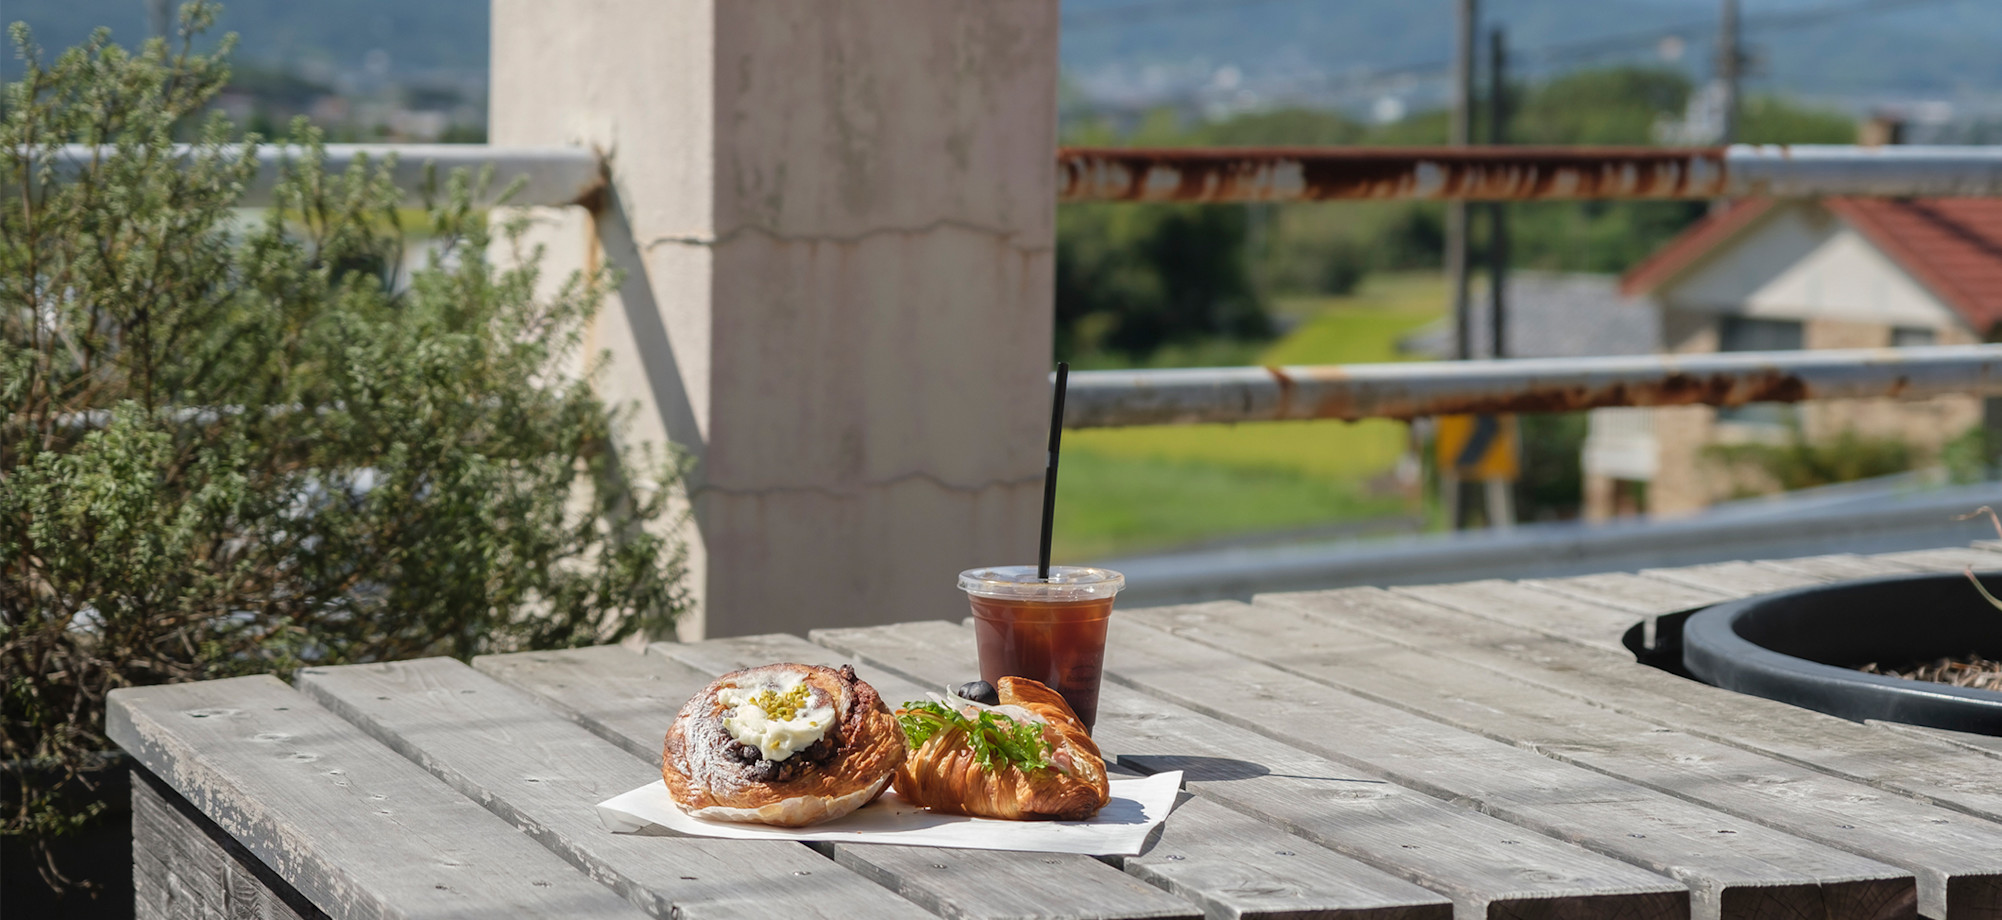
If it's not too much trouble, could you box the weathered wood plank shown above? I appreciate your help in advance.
[134,782,216,920]
[135,826,221,920]
[107,675,651,920]
[146,856,219,920]
[809,620,1690,920]
[134,790,219,920]
[1518,573,1736,615]
[471,644,693,763]
[1102,607,1917,920]
[1614,559,1915,616]
[1868,548,2002,573]
[1253,588,2002,871]
[1388,580,1641,653]
[132,770,320,920]
[1869,721,2002,759]
[134,861,173,920]
[1635,561,1825,598]
[652,634,1454,920]
[293,657,938,920]
[475,646,1202,920]
[135,847,170,920]
[1121,789,1452,920]
[1753,555,1926,581]
[822,846,1200,920]
[1460,556,2002,766]
[1131,600,2002,920]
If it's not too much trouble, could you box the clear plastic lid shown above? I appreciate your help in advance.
[957,565,1126,601]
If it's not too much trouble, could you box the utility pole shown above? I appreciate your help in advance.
[1444,0,1478,529]
[1718,0,1740,144]
[1487,26,1508,362]
[146,0,171,40]
[1448,0,1476,362]
[1484,25,1516,530]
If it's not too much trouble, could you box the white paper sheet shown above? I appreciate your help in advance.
[595,771,1183,856]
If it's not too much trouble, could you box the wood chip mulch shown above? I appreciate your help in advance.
[1858,654,2002,692]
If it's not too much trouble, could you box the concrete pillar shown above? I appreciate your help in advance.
[491,2,1057,639]
[1582,473,1616,523]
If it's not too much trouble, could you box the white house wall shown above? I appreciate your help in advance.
[1626,200,1983,520]
[1660,202,1963,330]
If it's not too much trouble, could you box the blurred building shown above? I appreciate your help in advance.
[1590,197,1997,520]
[1399,272,1659,360]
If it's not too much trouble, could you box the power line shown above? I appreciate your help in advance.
[1300,0,1963,100]
[1067,0,1963,94]
[1526,0,1957,68]
[1064,0,1310,29]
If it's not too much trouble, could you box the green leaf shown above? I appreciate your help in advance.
[896,701,1053,773]
[2,6,691,861]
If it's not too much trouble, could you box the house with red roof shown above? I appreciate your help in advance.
[1588,197,1991,519]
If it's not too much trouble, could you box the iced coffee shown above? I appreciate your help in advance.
[959,566,1125,732]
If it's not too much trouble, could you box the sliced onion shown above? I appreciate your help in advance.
[928,689,1047,725]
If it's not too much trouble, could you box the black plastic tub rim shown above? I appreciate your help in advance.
[1680,570,2002,735]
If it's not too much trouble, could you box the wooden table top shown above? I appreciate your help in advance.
[109,547,2002,920]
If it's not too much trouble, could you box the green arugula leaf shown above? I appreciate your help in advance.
[897,701,956,749]
[897,701,1053,773]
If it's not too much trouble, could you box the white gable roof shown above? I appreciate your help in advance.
[1652,201,1965,330]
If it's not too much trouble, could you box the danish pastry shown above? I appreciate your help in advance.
[893,676,1110,820]
[662,663,905,827]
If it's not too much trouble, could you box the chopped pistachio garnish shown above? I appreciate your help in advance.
[719,680,835,761]
[748,683,814,722]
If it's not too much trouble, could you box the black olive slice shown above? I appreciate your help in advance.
[957,680,1000,705]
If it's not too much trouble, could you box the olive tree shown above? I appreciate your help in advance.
[1,5,688,887]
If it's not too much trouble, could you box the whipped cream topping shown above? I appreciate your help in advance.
[717,674,836,762]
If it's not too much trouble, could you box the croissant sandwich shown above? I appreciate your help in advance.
[662,663,905,827]
[893,677,1110,821]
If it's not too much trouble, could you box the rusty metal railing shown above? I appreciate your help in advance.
[1058,144,2002,202]
[58,142,2002,208]
[62,142,2002,429]
[1060,345,2002,428]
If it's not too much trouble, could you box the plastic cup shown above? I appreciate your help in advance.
[959,565,1126,732]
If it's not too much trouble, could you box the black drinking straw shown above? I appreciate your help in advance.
[1037,362,1070,581]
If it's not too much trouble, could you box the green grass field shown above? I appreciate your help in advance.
[1052,274,1446,561]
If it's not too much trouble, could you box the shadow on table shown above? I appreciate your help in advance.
[1115,753,1389,786]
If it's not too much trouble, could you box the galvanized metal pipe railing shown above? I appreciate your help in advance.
[36,143,2002,429]
[1060,345,2002,428]
[1058,144,2002,202]
[36,144,604,208]
[39,142,2002,207]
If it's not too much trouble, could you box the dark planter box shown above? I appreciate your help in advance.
[1,755,134,920]
[1682,571,2002,734]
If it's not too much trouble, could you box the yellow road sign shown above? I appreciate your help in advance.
[1435,414,1519,481]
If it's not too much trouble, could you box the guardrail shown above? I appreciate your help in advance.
[43,142,2002,430]
[1057,144,2002,202]
[1110,477,2002,607]
[47,142,2002,207]
[1060,345,2002,428]
[41,144,603,208]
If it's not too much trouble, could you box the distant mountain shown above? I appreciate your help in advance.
[1061,0,2002,114]
[8,1,1999,112]
[3,0,487,81]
